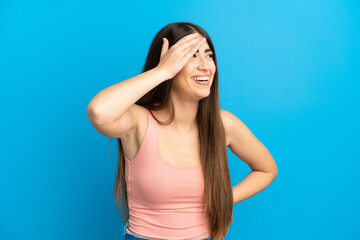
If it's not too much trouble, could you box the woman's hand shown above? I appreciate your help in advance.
[156,32,206,79]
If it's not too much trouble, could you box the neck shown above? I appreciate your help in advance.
[161,97,199,134]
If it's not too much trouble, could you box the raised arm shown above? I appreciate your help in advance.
[86,32,206,138]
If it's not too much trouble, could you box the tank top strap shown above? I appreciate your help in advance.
[124,108,154,162]
[147,108,156,131]
[146,108,159,144]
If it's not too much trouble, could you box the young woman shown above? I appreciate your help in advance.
[87,22,278,240]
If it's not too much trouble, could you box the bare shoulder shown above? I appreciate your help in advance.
[220,109,234,128]
[220,109,249,148]
[220,109,236,147]
[220,109,277,175]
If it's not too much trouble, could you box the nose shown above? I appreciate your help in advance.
[197,56,210,70]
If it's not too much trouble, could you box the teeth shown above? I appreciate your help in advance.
[192,76,209,81]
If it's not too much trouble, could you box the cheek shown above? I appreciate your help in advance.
[173,76,189,88]
[176,67,191,79]
[212,64,216,74]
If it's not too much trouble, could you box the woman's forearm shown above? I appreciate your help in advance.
[87,67,169,125]
[232,170,277,204]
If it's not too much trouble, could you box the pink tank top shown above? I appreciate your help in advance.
[124,108,211,240]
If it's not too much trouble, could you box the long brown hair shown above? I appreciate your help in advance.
[112,22,233,240]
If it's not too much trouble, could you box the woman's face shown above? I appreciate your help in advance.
[171,37,216,101]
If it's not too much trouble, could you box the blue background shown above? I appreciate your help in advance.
[1,0,359,239]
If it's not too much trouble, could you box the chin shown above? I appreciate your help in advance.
[196,91,211,100]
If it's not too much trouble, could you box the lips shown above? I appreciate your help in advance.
[192,77,210,85]
[191,75,210,78]
[191,76,210,81]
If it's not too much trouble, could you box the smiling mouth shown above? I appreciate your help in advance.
[191,76,210,85]
[191,76,210,82]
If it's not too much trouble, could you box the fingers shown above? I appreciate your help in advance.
[183,38,206,58]
[181,36,205,53]
[160,38,169,57]
[171,32,199,49]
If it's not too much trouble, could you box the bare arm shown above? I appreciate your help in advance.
[222,110,278,204]
[87,32,205,124]
[86,67,168,125]
[86,33,206,138]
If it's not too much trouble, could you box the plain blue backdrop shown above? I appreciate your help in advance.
[1,0,359,239]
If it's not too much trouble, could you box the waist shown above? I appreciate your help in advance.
[128,208,211,239]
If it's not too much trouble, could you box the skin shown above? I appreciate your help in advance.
[157,34,278,204]
[86,30,278,204]
[156,38,216,134]
[222,108,278,204]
